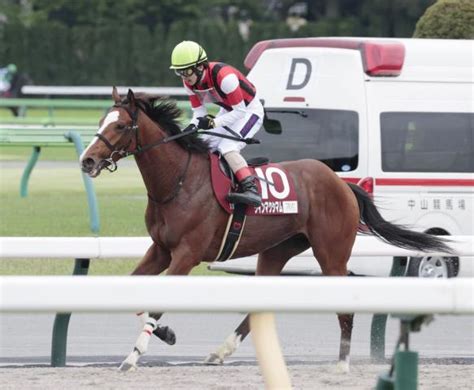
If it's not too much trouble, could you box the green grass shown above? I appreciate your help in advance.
[0,163,227,276]
[0,145,84,161]
[0,107,104,120]
[0,259,221,276]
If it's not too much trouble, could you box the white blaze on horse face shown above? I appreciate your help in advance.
[79,110,121,162]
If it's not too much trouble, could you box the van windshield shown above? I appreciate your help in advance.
[381,112,474,173]
[242,108,359,172]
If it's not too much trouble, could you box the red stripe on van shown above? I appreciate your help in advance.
[375,178,474,187]
[283,97,305,102]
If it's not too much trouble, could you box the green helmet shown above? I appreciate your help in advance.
[170,41,208,69]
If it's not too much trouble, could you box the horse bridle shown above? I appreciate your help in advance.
[93,104,141,172]
[94,103,193,204]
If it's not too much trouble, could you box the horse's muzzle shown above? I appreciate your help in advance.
[81,157,96,174]
[81,157,107,177]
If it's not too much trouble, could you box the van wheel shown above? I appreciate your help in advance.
[406,256,459,278]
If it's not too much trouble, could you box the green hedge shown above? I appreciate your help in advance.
[1,18,423,87]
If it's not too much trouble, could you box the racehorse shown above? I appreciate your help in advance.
[80,88,452,372]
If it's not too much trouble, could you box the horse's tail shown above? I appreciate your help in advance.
[347,183,454,254]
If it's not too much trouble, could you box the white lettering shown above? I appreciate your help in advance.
[283,201,298,213]
[266,167,290,200]
[254,168,268,199]
[255,166,290,200]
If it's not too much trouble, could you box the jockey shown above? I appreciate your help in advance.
[170,40,263,207]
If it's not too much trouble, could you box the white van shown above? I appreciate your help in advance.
[211,37,474,278]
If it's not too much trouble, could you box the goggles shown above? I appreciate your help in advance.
[174,67,195,77]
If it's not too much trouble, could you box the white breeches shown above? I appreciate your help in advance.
[200,98,264,155]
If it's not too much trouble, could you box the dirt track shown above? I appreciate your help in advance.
[1,362,473,390]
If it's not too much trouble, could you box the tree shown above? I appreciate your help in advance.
[413,0,474,38]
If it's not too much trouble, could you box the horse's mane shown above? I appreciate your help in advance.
[122,93,210,154]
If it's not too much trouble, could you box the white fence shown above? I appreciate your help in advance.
[1,235,472,388]
[1,235,473,314]
[1,235,473,258]
[22,85,187,97]
[1,276,472,314]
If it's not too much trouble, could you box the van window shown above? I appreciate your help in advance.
[242,108,359,172]
[381,112,474,173]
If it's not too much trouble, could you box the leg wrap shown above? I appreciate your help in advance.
[223,151,248,174]
[134,317,157,355]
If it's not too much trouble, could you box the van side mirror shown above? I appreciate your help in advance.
[261,100,282,134]
[263,116,282,134]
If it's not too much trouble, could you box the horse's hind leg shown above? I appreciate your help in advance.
[308,224,357,373]
[205,234,310,364]
[120,243,171,372]
[204,315,250,365]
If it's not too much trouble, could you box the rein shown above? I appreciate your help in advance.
[93,103,259,203]
[94,104,197,203]
[147,149,192,205]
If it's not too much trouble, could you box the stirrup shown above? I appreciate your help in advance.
[227,191,262,207]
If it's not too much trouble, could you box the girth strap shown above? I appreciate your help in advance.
[214,203,247,262]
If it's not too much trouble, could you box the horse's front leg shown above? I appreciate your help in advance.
[119,243,171,372]
[121,247,199,371]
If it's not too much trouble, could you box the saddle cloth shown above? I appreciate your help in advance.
[209,153,299,215]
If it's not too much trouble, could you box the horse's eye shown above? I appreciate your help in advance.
[116,124,126,131]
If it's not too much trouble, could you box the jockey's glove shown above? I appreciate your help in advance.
[197,115,215,130]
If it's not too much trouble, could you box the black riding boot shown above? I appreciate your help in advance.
[227,176,262,207]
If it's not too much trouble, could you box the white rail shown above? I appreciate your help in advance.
[1,276,472,314]
[1,235,472,388]
[1,235,473,258]
[21,85,187,97]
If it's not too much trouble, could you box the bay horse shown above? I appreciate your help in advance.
[80,88,451,372]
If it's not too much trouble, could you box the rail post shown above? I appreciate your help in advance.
[250,312,292,389]
[370,256,407,361]
[64,131,100,234]
[51,258,90,367]
[375,315,428,390]
[20,146,41,197]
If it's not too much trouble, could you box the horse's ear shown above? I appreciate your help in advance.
[127,89,136,109]
[112,86,121,103]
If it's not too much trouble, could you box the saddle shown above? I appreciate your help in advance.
[209,152,299,261]
[210,152,298,216]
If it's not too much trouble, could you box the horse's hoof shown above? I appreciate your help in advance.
[153,325,176,345]
[336,359,350,373]
[119,362,137,372]
[204,353,224,365]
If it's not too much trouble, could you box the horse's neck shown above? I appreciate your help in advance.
[133,119,204,202]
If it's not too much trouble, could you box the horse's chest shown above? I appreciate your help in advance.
[145,208,187,246]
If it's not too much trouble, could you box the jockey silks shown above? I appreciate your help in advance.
[183,62,256,112]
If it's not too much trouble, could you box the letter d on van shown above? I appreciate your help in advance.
[286,58,312,90]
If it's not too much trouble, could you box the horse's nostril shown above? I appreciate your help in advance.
[81,157,95,172]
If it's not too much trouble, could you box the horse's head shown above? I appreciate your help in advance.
[80,87,140,177]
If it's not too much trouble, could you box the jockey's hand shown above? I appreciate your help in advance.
[197,116,215,130]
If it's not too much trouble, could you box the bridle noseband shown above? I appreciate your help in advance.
[93,103,193,203]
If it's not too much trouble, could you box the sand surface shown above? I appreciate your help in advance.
[1,362,473,390]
